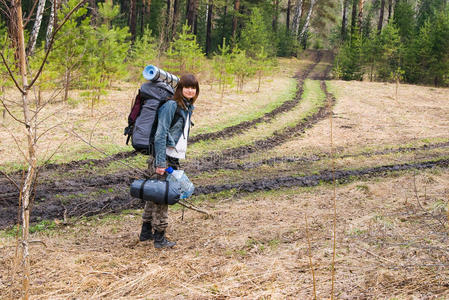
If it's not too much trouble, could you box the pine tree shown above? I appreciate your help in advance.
[81,1,131,113]
[212,38,234,98]
[42,0,92,103]
[376,23,402,81]
[240,7,274,58]
[129,25,158,81]
[414,8,449,86]
[334,30,363,80]
[165,23,204,75]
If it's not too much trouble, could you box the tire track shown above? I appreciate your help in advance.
[186,80,336,173]
[195,158,449,195]
[1,51,324,180]
[190,51,323,143]
[1,157,448,229]
[188,141,449,171]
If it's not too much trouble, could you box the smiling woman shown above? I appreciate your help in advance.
[140,73,200,249]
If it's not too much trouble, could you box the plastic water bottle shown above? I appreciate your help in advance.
[165,167,195,199]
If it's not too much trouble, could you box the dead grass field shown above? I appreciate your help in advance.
[1,169,448,299]
[0,57,307,170]
[268,81,449,159]
[1,53,449,299]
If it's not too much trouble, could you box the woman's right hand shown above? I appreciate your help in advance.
[155,167,166,175]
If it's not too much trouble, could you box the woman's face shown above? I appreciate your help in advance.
[182,86,196,100]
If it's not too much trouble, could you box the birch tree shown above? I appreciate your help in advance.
[27,0,46,56]
[298,0,317,43]
[292,0,304,35]
[0,1,86,298]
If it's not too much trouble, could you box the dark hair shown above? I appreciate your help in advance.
[172,74,199,110]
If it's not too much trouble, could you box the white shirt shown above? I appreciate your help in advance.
[166,114,189,159]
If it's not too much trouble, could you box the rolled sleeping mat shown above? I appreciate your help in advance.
[143,65,179,88]
[130,178,181,205]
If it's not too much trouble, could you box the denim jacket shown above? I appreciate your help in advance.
[154,99,194,167]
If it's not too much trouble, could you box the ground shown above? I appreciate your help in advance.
[1,50,448,299]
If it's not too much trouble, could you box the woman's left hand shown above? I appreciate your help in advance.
[155,167,166,175]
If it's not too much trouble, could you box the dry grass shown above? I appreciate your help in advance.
[262,81,449,159]
[0,58,306,170]
[1,169,448,298]
[2,53,449,299]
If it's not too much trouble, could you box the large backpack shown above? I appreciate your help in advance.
[124,81,178,155]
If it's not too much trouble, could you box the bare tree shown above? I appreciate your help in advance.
[0,1,87,298]
[286,0,291,31]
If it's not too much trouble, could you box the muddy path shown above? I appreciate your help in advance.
[1,157,448,230]
[195,158,449,194]
[1,51,324,182]
[190,51,323,143]
[186,80,336,173]
[186,141,449,171]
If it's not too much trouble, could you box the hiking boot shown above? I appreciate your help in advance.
[153,230,176,248]
[139,222,153,241]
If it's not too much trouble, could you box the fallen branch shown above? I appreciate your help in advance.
[178,199,213,218]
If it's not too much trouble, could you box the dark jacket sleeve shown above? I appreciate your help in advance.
[154,101,177,168]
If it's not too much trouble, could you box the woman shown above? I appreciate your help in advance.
[139,74,199,248]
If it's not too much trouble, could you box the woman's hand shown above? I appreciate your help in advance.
[155,167,166,175]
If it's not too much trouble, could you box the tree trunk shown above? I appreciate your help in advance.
[186,0,195,31]
[171,0,179,39]
[350,0,357,36]
[286,0,291,31]
[357,0,364,33]
[298,0,316,43]
[206,0,213,56]
[292,0,304,35]
[27,0,46,56]
[232,0,240,41]
[165,0,173,41]
[45,0,57,49]
[129,0,137,41]
[387,0,392,21]
[272,0,279,32]
[194,4,198,35]
[341,0,348,40]
[88,0,97,24]
[13,1,37,299]
[222,0,227,44]
[63,67,71,102]
[377,0,385,34]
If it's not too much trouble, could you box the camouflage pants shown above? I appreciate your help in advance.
[142,156,179,232]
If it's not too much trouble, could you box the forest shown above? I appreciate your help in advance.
[1,0,449,299]
[1,0,448,92]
